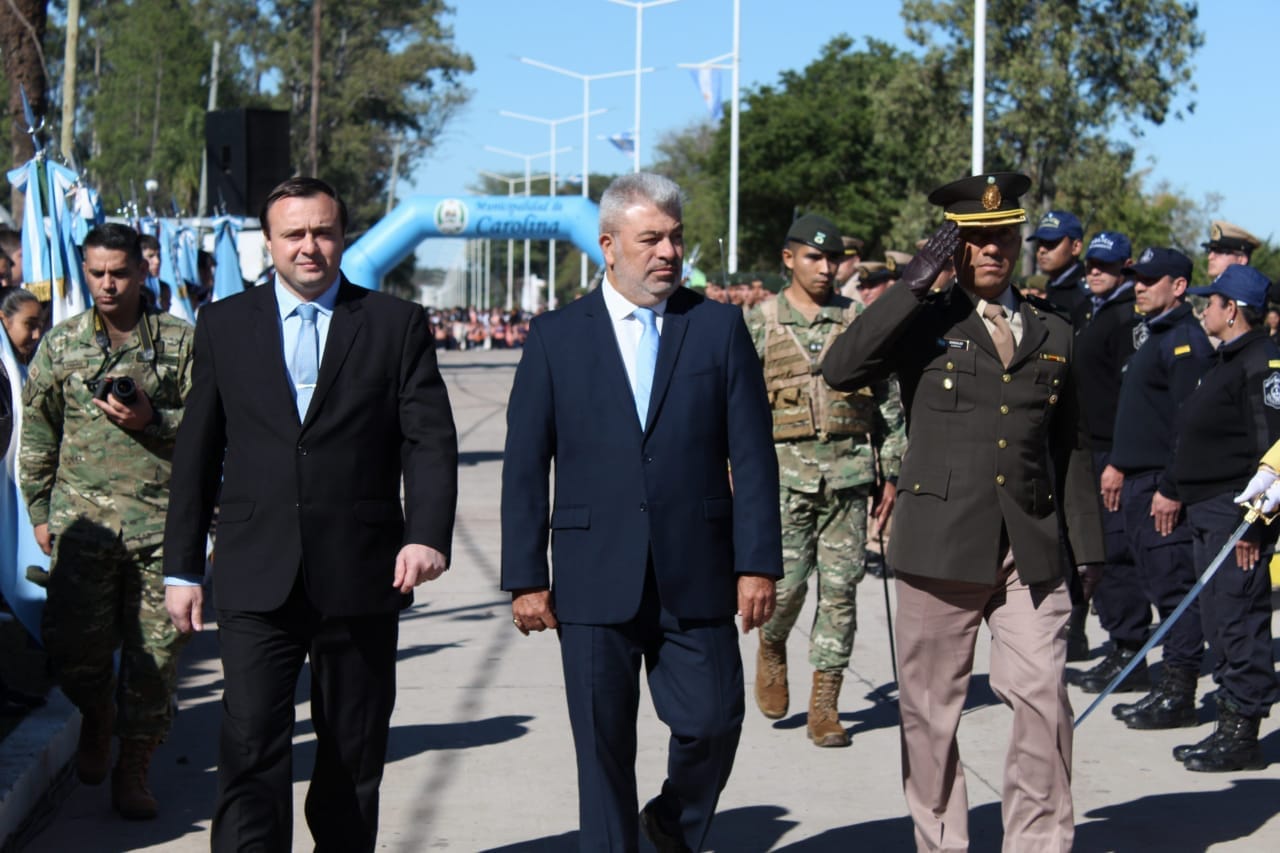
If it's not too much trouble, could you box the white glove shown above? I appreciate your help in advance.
[1235,468,1280,512]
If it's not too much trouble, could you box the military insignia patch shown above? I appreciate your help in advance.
[981,176,1001,211]
[1173,344,1192,356]
[942,338,970,350]
[1266,373,1280,410]
[1133,323,1149,350]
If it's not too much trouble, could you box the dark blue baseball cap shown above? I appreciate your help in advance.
[1123,247,1193,282]
[1084,231,1132,264]
[1187,264,1272,309]
[1026,210,1083,242]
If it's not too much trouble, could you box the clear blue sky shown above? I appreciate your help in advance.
[410,0,1280,268]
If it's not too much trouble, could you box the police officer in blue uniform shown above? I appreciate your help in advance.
[1168,264,1280,771]
[1029,210,1088,318]
[1067,231,1153,693]
[1107,247,1215,729]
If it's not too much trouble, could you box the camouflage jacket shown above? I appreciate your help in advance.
[20,307,193,549]
[747,289,905,493]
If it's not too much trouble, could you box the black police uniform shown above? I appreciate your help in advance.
[1043,259,1088,319]
[1172,329,1280,719]
[1070,285,1151,652]
[1110,302,1214,677]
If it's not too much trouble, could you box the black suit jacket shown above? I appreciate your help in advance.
[163,279,458,616]
[500,286,782,624]
[822,280,1103,586]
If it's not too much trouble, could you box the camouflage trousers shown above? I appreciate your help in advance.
[42,533,190,742]
[761,482,869,670]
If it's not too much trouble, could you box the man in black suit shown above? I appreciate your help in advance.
[163,177,458,852]
[501,172,782,852]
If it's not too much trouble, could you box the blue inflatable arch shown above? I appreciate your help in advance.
[340,195,604,290]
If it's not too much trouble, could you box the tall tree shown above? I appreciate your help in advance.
[76,0,213,214]
[900,0,1203,211]
[200,0,473,232]
[0,0,50,215]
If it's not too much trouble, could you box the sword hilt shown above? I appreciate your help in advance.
[1244,496,1278,526]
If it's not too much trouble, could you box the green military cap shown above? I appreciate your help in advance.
[760,273,787,293]
[842,235,864,256]
[928,172,1031,228]
[785,214,844,254]
[1202,220,1261,255]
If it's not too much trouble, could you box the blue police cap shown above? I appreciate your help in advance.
[1083,231,1131,264]
[1187,264,1272,309]
[1026,210,1083,243]
[1123,247,1193,282]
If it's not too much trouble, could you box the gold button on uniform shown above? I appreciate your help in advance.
[1048,394,1058,404]
[945,361,955,371]
[996,474,1006,485]
[997,439,1007,449]
[1002,373,1012,383]
[943,377,954,390]
[1000,404,1010,415]
[913,483,921,492]
[1052,378,1061,386]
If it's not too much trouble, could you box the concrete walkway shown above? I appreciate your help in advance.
[12,347,1280,851]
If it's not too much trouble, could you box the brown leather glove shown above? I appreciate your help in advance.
[902,221,961,300]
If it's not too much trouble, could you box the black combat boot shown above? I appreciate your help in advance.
[1123,665,1198,730]
[1174,694,1227,762]
[1184,700,1267,772]
[1074,644,1150,694]
[1066,603,1090,662]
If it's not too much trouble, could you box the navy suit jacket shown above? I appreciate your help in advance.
[500,285,782,625]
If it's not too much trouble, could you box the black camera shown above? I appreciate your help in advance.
[90,376,138,405]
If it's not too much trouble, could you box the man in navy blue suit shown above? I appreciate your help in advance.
[501,172,782,852]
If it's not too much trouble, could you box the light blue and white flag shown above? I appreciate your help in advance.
[6,160,52,303]
[0,333,48,642]
[158,219,195,323]
[689,66,723,120]
[46,160,92,323]
[212,216,244,302]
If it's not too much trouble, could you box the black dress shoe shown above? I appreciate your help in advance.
[640,801,691,853]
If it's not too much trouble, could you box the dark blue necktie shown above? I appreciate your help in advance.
[633,307,659,426]
[292,303,319,419]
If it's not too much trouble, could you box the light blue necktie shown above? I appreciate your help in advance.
[291,303,319,419]
[633,307,659,426]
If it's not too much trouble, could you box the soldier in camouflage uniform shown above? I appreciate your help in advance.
[745,215,906,747]
[20,224,192,820]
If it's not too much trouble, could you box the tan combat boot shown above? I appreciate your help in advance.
[76,701,116,785]
[112,738,160,820]
[755,637,789,719]
[807,670,849,747]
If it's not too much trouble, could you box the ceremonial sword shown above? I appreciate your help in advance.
[1074,498,1274,728]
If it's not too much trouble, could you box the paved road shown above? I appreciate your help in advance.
[21,348,1280,851]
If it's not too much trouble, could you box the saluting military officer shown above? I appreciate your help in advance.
[20,224,193,820]
[746,214,905,748]
[822,174,1103,852]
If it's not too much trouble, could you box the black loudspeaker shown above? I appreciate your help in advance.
[205,109,292,217]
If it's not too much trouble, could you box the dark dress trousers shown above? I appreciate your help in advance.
[164,279,458,852]
[501,285,781,851]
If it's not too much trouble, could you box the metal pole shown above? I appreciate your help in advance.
[524,158,531,313]
[581,78,590,290]
[972,0,987,175]
[549,123,557,311]
[198,40,221,218]
[308,0,322,175]
[729,0,741,273]
[634,3,642,172]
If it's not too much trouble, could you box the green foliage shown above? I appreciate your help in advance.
[198,0,473,231]
[70,1,214,213]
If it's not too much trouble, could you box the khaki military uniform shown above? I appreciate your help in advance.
[747,289,905,670]
[21,307,193,742]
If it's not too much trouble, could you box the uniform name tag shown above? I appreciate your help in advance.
[1268,360,1280,369]
[940,338,970,350]
[1039,353,1066,364]
[1173,344,1192,356]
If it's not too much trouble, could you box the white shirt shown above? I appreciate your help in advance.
[601,276,668,398]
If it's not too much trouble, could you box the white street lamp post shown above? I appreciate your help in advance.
[519,58,647,290]
[502,109,604,310]
[485,145,568,312]
[608,0,678,172]
[479,169,549,311]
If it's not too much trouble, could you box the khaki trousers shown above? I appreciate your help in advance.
[895,561,1073,852]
